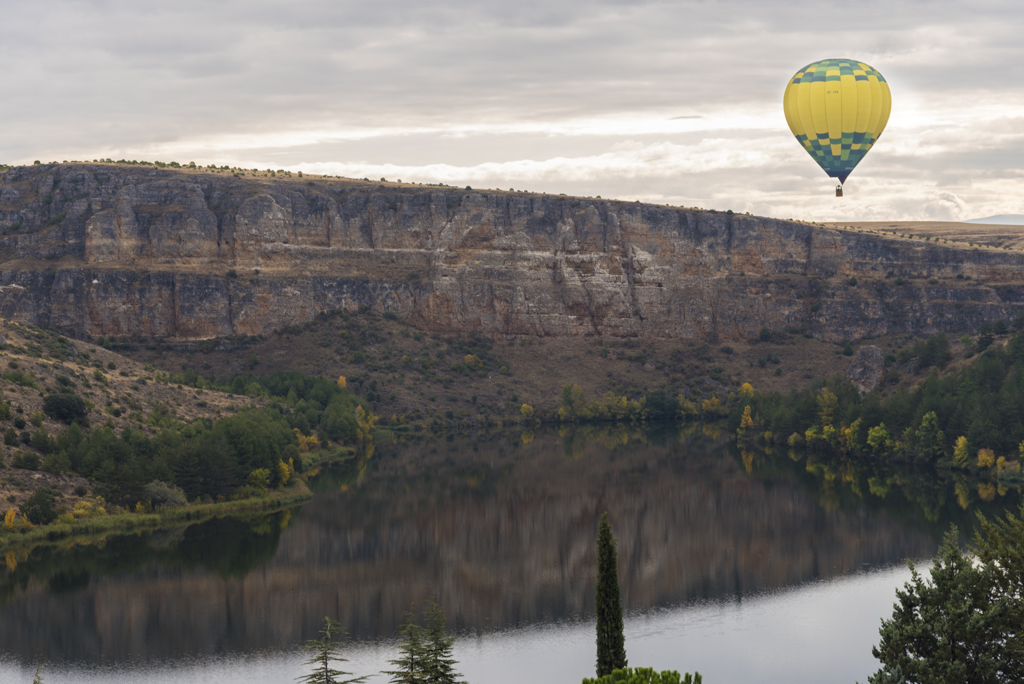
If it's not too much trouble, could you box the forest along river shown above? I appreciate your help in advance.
[1,426,1018,684]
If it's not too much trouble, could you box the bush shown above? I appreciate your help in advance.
[14,417,26,429]
[843,341,854,356]
[43,392,88,423]
[582,667,702,684]
[22,487,58,525]
[759,327,773,342]
[144,480,188,509]
[12,452,39,470]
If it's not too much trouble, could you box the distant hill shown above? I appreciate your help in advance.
[965,215,1024,225]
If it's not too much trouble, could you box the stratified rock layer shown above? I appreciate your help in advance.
[1,163,1022,340]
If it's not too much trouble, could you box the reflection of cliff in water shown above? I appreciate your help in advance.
[1,428,941,663]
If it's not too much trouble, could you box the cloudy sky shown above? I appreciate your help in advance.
[2,0,1022,222]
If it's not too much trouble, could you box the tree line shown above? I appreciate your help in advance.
[731,327,1024,472]
[5,370,369,521]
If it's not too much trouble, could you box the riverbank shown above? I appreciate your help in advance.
[1,482,312,553]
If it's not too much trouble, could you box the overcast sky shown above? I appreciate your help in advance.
[2,0,1022,222]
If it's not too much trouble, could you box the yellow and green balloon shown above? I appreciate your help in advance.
[783,58,891,185]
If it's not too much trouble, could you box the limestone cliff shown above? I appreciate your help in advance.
[1,163,1022,341]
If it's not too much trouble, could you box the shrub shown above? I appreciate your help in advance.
[895,277,905,285]
[759,327,773,342]
[12,452,39,470]
[582,667,702,684]
[22,487,58,525]
[843,341,854,356]
[43,393,88,423]
[848,277,858,287]
[144,480,188,509]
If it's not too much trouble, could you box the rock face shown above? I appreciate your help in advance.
[1,163,1023,341]
[848,346,886,395]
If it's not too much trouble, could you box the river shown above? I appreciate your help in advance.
[0,425,1016,683]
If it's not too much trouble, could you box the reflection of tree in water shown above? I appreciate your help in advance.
[0,427,957,663]
[735,442,1022,541]
[0,509,297,606]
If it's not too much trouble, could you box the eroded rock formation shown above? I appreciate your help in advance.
[1,163,1022,341]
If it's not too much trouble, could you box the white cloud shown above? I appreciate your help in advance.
[2,0,1023,221]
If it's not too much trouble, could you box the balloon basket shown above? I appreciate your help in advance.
[835,185,844,198]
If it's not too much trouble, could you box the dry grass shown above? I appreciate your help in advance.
[0,320,260,512]
[116,310,949,424]
[824,221,1024,251]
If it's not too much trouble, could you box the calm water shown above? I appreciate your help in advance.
[0,426,1017,683]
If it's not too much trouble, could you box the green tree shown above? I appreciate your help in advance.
[867,423,891,454]
[953,436,971,468]
[385,606,428,684]
[869,528,1011,684]
[423,599,463,684]
[297,616,365,684]
[596,512,627,677]
[974,509,1024,679]
[583,667,702,684]
[914,411,946,462]
[22,487,58,525]
[817,388,838,427]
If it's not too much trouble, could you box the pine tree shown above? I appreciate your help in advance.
[384,606,428,684]
[297,616,365,684]
[423,598,463,684]
[595,512,627,677]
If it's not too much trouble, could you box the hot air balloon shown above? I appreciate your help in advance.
[783,58,891,197]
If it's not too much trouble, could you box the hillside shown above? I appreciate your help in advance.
[0,162,1022,343]
[0,320,260,515]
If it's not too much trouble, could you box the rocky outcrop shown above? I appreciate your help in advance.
[848,346,886,395]
[1,163,1022,341]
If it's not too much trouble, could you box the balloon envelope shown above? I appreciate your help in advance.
[783,58,891,184]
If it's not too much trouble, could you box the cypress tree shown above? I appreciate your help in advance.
[595,512,627,677]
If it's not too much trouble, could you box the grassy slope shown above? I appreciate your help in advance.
[823,221,1024,251]
[114,308,983,427]
[0,320,261,514]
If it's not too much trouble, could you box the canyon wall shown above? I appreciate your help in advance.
[1,163,1022,341]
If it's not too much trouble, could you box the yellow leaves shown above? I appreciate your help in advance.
[277,459,293,488]
[978,448,996,469]
[135,502,144,513]
[355,405,378,457]
[337,375,347,390]
[293,428,321,452]
[3,508,14,531]
[816,388,838,427]
[520,403,535,419]
[248,468,271,494]
[520,429,534,445]
[702,395,723,417]
[739,382,754,400]
[738,405,755,431]
[5,550,16,571]
[464,354,482,369]
[678,397,698,418]
[978,482,997,502]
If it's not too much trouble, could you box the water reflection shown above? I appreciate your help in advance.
[0,426,1016,670]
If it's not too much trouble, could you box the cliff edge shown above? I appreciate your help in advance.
[0,163,1021,341]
